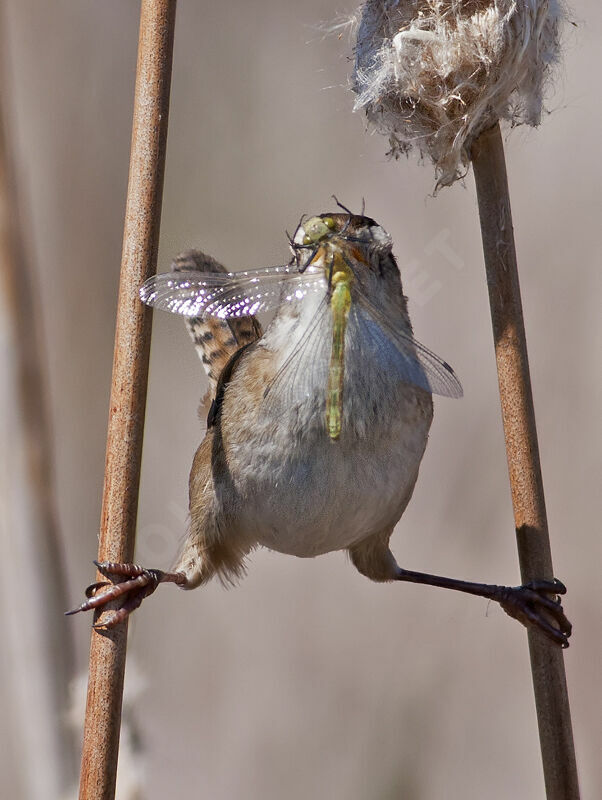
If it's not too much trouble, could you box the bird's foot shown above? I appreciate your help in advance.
[497,579,572,648]
[66,560,186,629]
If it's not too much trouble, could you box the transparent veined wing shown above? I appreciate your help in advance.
[349,292,463,399]
[262,296,332,420]
[139,264,326,318]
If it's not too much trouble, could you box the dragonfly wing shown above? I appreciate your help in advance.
[349,295,463,398]
[206,269,325,319]
[140,265,324,318]
[262,296,332,421]
[141,270,235,316]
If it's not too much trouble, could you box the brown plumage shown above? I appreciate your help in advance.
[171,249,262,396]
[68,214,571,647]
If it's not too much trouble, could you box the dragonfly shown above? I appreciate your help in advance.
[140,213,463,440]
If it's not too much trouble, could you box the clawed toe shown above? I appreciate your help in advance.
[84,580,111,598]
[499,579,572,648]
[66,561,186,629]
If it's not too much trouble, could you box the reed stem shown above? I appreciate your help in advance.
[0,33,76,798]
[471,121,579,800]
[77,2,177,797]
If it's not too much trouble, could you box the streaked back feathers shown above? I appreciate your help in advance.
[171,250,262,396]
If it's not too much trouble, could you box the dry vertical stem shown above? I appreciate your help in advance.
[351,3,578,796]
[471,122,579,800]
[0,29,76,796]
[78,1,177,798]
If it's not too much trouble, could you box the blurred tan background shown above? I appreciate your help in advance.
[1,1,600,798]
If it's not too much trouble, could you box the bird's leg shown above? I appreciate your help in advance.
[66,561,187,630]
[394,567,572,648]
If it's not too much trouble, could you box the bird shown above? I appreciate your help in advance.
[67,207,571,647]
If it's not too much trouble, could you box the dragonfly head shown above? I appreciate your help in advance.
[294,213,388,247]
[292,213,394,277]
[299,216,336,246]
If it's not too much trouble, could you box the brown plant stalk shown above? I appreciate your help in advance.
[471,122,579,800]
[77,1,177,798]
[0,32,76,797]
[351,2,579,797]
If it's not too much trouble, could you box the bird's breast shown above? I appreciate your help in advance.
[217,296,433,556]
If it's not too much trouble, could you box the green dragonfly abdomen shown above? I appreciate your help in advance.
[326,271,352,440]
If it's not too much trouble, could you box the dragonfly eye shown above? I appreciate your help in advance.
[301,216,335,245]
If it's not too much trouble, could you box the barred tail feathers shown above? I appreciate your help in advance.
[171,250,263,396]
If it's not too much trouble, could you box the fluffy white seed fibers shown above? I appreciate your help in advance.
[352,1,565,187]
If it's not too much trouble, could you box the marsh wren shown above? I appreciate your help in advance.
[68,209,571,647]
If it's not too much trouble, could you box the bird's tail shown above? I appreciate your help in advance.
[171,250,263,398]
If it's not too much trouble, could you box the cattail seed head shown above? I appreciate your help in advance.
[352,1,566,187]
